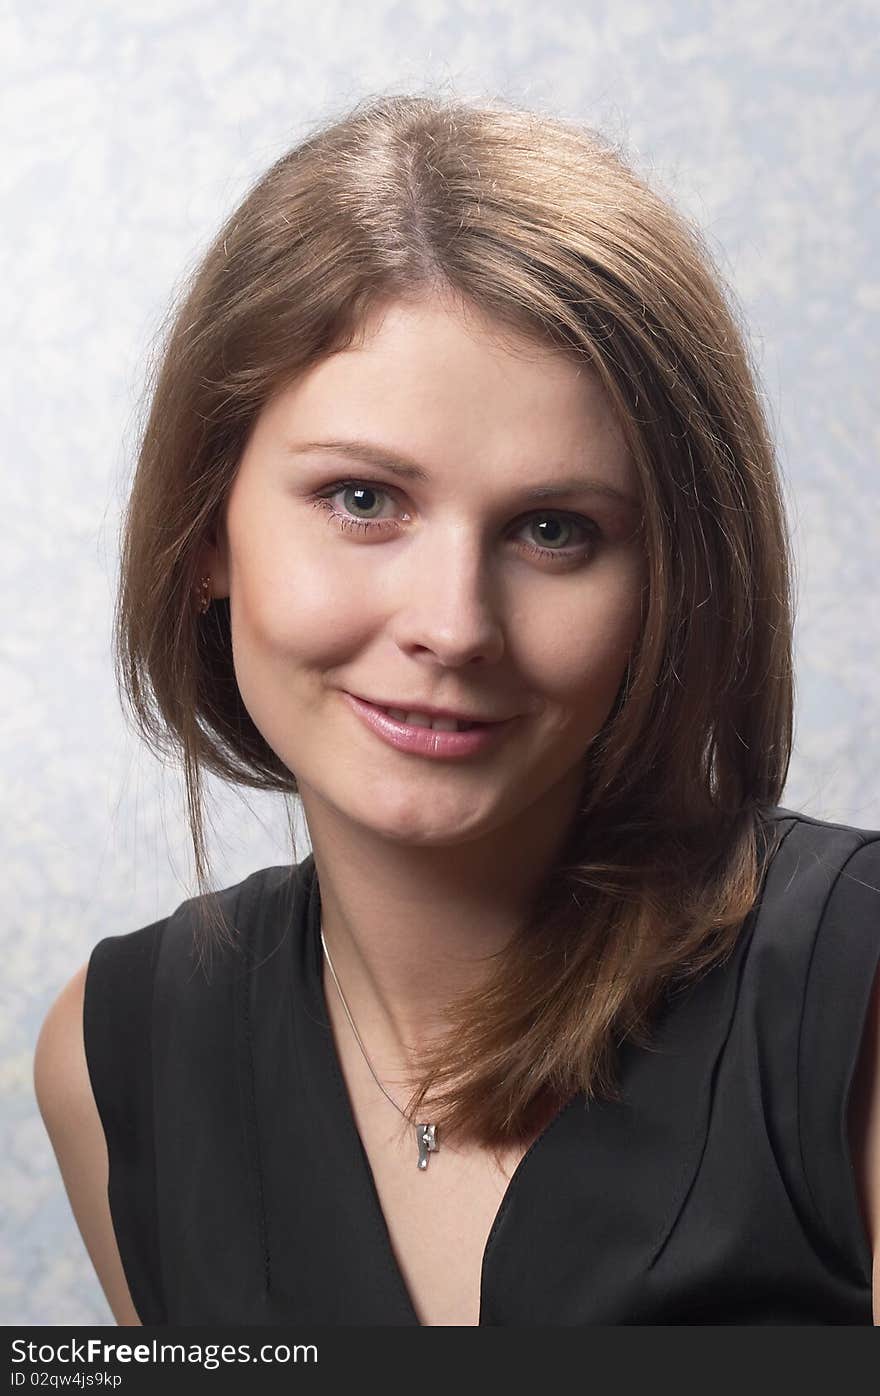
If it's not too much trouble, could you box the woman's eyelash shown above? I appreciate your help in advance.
[309,479,601,563]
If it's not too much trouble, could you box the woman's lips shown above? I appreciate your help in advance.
[342,691,518,760]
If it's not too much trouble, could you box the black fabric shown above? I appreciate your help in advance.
[82,806,880,1325]
[83,912,165,1326]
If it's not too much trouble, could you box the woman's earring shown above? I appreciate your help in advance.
[195,575,212,615]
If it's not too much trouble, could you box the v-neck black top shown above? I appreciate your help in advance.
[83,806,880,1325]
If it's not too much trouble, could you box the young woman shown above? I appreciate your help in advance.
[34,92,880,1327]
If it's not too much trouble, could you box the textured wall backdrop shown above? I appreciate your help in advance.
[3,0,878,1325]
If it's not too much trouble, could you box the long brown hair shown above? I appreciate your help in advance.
[113,91,795,1149]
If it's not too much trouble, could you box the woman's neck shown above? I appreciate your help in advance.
[301,772,582,1065]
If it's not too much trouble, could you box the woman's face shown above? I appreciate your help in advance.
[208,293,646,848]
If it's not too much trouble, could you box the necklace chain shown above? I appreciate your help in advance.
[320,922,440,1170]
[320,923,411,1121]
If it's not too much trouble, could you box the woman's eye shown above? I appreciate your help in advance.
[309,479,600,564]
[330,482,391,521]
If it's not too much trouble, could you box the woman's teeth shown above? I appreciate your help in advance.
[382,707,476,732]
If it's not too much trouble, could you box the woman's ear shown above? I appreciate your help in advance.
[198,518,231,599]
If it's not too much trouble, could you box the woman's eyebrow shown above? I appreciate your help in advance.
[286,437,639,507]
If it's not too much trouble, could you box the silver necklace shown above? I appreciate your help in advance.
[320,923,439,1171]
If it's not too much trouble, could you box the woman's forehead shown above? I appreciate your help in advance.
[255,300,636,477]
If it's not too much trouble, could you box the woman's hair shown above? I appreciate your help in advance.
[114,91,795,1149]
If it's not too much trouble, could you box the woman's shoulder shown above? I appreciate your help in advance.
[755,802,880,906]
[76,855,317,1111]
[758,800,880,845]
[744,801,880,987]
[88,854,316,982]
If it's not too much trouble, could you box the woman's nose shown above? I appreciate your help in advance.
[387,532,506,667]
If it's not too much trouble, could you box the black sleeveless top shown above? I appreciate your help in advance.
[83,806,880,1325]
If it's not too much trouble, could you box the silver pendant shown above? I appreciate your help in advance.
[416,1122,438,1170]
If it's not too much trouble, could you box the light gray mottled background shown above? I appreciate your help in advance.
[2,0,878,1325]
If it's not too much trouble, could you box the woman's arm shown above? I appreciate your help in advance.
[33,963,143,1326]
[849,960,880,1325]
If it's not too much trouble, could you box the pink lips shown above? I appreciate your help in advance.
[342,692,517,760]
